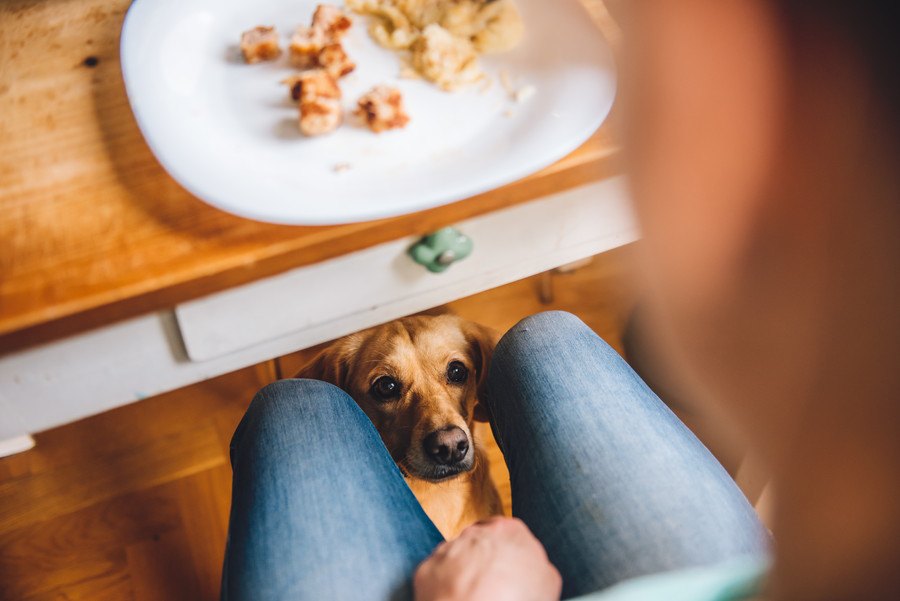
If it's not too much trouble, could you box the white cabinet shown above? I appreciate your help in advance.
[0,178,637,444]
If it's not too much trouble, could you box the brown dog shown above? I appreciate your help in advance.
[295,314,503,539]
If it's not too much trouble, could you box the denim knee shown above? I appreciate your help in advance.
[252,378,352,411]
[230,379,361,463]
[494,311,616,363]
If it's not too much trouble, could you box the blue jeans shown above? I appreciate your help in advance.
[222,312,768,600]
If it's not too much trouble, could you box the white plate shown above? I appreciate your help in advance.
[120,0,616,225]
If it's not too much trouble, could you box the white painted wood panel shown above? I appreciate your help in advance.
[176,178,637,361]
[0,178,637,442]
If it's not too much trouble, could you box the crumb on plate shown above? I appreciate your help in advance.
[514,84,536,104]
[499,68,515,96]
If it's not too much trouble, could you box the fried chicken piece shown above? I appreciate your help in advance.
[240,26,281,63]
[355,85,410,133]
[318,42,356,78]
[289,26,327,68]
[313,4,353,40]
[300,99,343,136]
[284,69,342,102]
[286,70,343,136]
[290,8,355,77]
[283,75,305,102]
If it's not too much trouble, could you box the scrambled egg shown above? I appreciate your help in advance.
[346,0,524,90]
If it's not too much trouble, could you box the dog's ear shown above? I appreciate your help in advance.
[294,334,362,390]
[463,321,500,423]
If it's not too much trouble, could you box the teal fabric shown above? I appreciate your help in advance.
[572,557,769,601]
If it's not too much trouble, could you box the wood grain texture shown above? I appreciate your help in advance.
[0,0,619,353]
[0,423,224,533]
[0,247,637,601]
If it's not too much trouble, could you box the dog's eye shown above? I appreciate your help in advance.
[371,376,401,401]
[447,361,468,384]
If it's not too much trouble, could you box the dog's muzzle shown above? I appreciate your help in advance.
[423,426,469,466]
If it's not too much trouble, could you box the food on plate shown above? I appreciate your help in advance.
[313,4,353,40]
[282,75,306,102]
[463,0,524,54]
[287,69,342,104]
[318,42,357,78]
[347,0,523,52]
[355,85,410,132]
[411,23,480,91]
[286,70,343,136]
[242,4,414,137]
[289,5,355,78]
[300,99,342,137]
[240,26,282,63]
[281,4,356,135]
[289,26,327,68]
[346,0,524,89]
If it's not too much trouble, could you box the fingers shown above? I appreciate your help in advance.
[465,516,535,544]
[418,518,545,573]
[467,515,524,533]
[431,540,450,557]
[413,558,446,601]
[467,517,556,567]
[414,515,563,601]
[413,557,432,589]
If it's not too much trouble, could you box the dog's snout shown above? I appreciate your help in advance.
[423,426,469,466]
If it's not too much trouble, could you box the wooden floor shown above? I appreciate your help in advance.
[0,246,638,601]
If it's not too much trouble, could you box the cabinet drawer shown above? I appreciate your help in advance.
[175,177,636,361]
[1,177,634,439]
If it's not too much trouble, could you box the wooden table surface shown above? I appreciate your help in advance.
[0,0,621,353]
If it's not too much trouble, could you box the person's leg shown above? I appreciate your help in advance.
[222,379,443,601]
[486,311,769,599]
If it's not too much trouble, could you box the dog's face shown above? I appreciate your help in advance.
[296,315,497,482]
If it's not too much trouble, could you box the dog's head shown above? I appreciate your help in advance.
[296,315,497,482]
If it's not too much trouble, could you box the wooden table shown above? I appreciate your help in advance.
[0,0,630,450]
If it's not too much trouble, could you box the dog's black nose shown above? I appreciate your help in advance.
[423,427,469,465]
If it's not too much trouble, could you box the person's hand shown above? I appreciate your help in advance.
[413,516,562,601]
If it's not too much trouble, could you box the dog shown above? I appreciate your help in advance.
[295,314,503,539]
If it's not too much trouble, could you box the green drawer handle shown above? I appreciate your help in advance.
[408,227,474,273]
